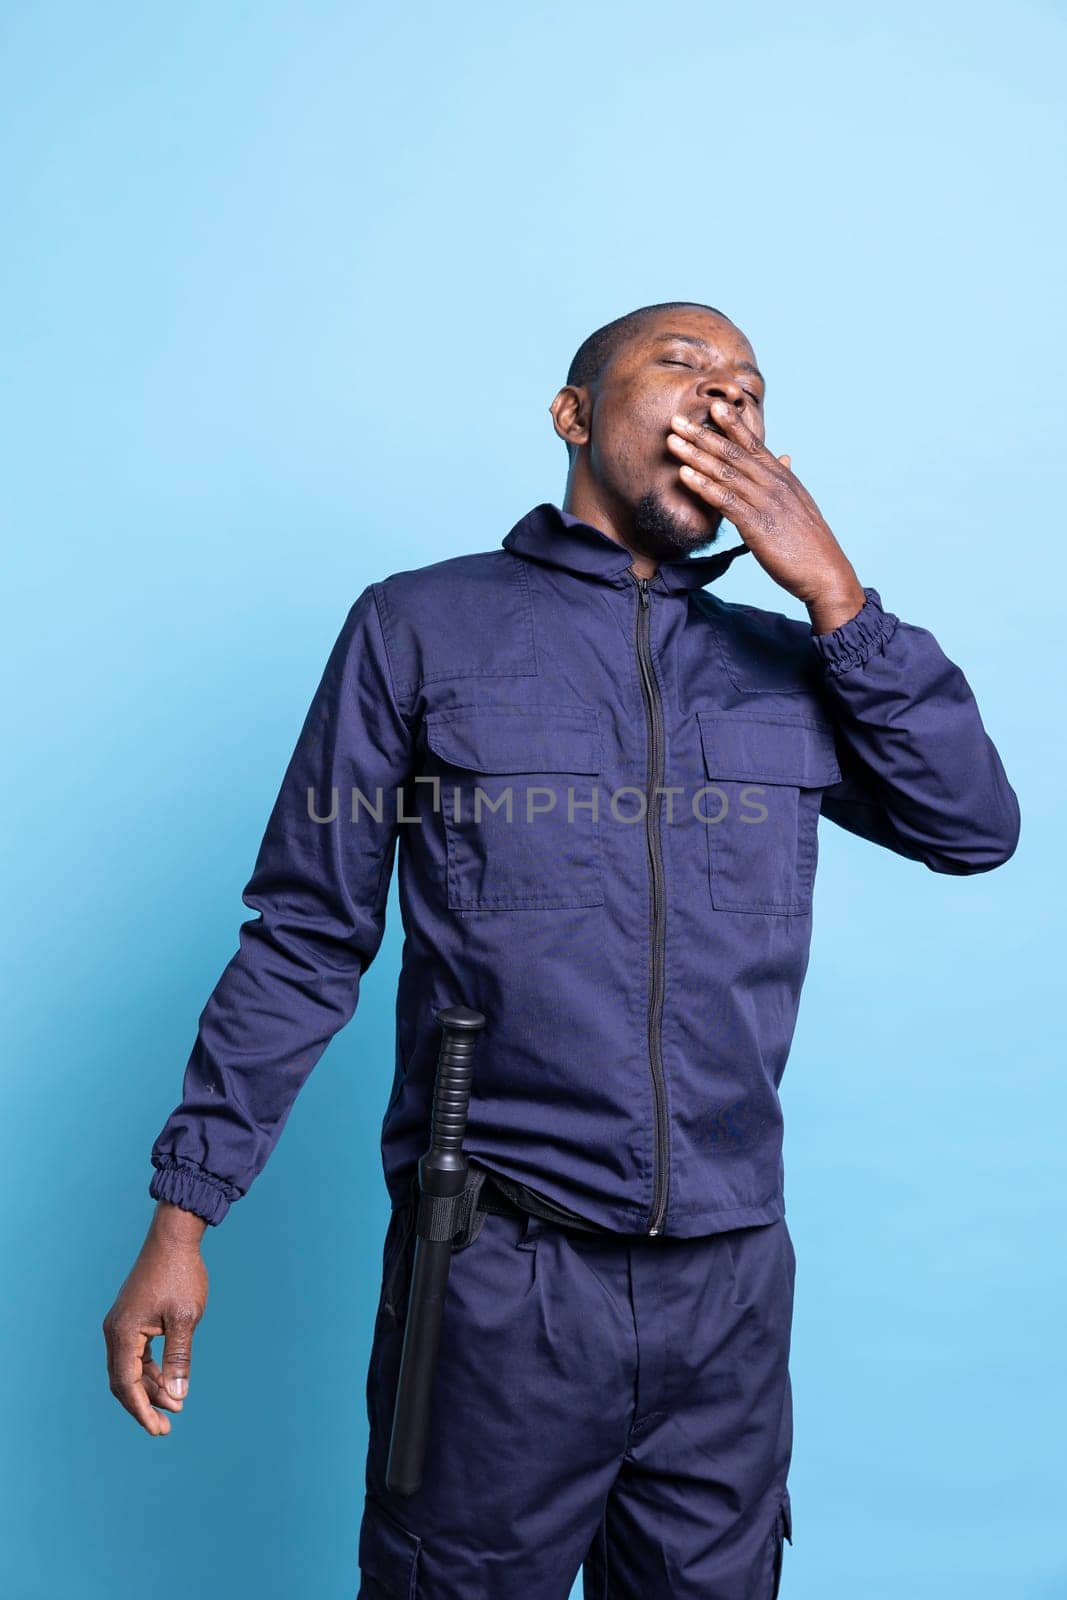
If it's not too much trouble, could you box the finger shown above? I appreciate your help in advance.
[778,454,791,470]
[666,427,769,491]
[104,1321,169,1435]
[668,428,767,502]
[678,463,784,541]
[706,395,769,456]
[161,1313,196,1401]
[677,462,750,524]
[142,1351,184,1412]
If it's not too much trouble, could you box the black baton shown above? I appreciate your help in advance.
[386,1003,486,1498]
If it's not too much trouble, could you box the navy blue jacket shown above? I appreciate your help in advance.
[149,502,1020,1236]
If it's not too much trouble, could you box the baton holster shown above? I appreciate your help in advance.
[420,1161,492,1253]
[381,1164,498,1326]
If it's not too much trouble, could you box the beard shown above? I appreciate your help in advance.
[631,488,724,562]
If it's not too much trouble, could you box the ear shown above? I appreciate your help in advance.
[549,385,591,451]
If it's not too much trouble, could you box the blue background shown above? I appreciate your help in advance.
[2,3,1063,1596]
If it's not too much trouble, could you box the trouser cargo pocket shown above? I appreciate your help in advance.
[357,1492,421,1599]
[771,1489,793,1598]
[378,1180,418,1326]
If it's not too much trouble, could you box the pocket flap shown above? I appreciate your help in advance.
[697,711,841,787]
[425,708,602,775]
[358,1494,421,1596]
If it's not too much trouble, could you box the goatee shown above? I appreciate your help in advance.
[631,490,723,562]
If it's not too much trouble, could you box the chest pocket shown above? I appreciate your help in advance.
[696,711,841,915]
[424,707,604,911]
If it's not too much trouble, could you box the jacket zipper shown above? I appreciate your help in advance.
[631,572,669,1236]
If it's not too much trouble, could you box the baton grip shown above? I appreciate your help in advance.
[386,1005,486,1498]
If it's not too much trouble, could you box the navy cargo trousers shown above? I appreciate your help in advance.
[357,1178,795,1599]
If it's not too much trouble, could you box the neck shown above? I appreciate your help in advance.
[560,485,660,581]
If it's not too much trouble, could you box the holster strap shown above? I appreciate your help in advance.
[415,1165,491,1247]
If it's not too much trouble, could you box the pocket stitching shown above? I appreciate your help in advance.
[770,1493,791,1598]
[379,1200,417,1324]
[431,707,605,911]
[697,712,838,915]
[425,704,603,773]
[696,710,841,786]
[358,1492,422,1598]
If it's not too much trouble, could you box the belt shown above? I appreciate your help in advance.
[476,1172,531,1219]
[400,1164,609,1238]
[397,1166,600,1266]
[474,1168,606,1235]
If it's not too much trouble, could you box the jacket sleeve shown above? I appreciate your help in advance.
[812,586,1021,874]
[148,583,413,1224]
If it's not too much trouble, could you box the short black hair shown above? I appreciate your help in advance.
[560,301,732,459]
[565,300,732,390]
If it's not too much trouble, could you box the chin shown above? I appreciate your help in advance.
[631,487,724,561]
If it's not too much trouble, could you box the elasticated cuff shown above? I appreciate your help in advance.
[149,1158,242,1226]
[810,586,898,677]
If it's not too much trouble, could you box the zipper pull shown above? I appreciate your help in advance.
[637,577,650,609]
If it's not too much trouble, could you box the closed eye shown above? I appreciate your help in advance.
[662,360,762,404]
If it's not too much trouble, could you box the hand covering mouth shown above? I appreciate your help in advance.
[669,414,728,440]
[663,416,727,461]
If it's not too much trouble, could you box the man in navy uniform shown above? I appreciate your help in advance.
[104,302,1020,1598]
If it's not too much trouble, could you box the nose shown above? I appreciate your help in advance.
[696,372,747,415]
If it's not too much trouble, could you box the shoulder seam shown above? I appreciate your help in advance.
[369,581,415,725]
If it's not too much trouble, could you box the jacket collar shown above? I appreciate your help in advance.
[501,501,751,594]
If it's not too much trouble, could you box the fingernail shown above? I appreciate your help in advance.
[167,1377,187,1398]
